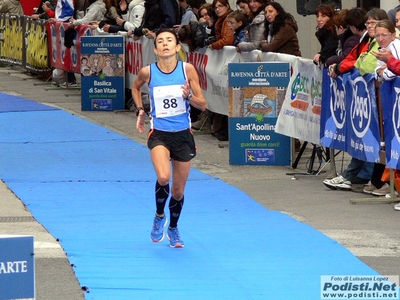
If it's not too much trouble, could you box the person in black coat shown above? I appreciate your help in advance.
[313,4,338,66]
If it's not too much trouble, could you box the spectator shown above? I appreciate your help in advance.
[236,0,267,53]
[374,19,400,81]
[139,0,180,39]
[190,0,206,19]
[388,0,400,26]
[102,0,144,35]
[226,10,248,47]
[198,3,216,44]
[132,0,163,40]
[0,0,24,15]
[178,21,206,52]
[313,4,338,66]
[75,0,89,19]
[32,0,57,20]
[205,0,234,141]
[324,9,360,68]
[69,0,106,27]
[175,0,198,30]
[208,0,234,50]
[48,0,75,88]
[236,0,251,20]
[260,1,301,56]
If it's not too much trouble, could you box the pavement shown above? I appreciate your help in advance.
[0,65,399,299]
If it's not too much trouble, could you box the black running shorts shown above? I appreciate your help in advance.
[147,129,196,162]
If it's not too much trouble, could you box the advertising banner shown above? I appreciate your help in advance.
[0,235,34,300]
[228,62,291,165]
[381,78,400,169]
[80,36,125,111]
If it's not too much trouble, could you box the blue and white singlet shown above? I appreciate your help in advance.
[148,61,191,132]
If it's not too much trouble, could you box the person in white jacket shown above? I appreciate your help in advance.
[69,0,106,27]
[374,19,400,81]
[102,0,144,35]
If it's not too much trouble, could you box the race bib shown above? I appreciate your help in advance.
[153,85,186,118]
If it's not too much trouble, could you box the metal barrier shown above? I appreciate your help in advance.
[0,13,50,73]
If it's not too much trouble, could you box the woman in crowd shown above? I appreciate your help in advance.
[208,0,234,50]
[324,9,360,68]
[236,0,268,52]
[375,19,400,81]
[198,3,216,44]
[260,1,301,56]
[198,0,234,141]
[313,4,338,66]
[236,0,251,20]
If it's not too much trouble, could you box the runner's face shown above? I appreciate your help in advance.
[154,32,180,57]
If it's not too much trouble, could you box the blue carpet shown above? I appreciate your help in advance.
[0,92,59,112]
[0,94,392,299]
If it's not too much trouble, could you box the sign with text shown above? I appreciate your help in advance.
[80,36,125,111]
[228,62,291,165]
[0,235,35,299]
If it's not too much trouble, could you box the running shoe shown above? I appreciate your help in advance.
[167,227,184,248]
[394,202,400,211]
[150,215,167,242]
[323,175,346,190]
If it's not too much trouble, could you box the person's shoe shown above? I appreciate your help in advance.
[59,81,78,89]
[192,109,211,131]
[167,227,184,248]
[394,202,400,211]
[363,182,377,194]
[323,175,346,190]
[150,215,167,242]
[372,183,390,196]
[336,180,352,191]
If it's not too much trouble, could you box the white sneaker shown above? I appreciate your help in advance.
[394,202,400,211]
[323,175,346,190]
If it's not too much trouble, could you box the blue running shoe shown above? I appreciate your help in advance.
[150,216,167,242]
[167,227,184,248]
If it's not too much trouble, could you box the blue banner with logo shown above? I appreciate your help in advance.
[381,78,400,169]
[228,62,291,165]
[0,235,35,299]
[321,69,380,163]
[345,69,380,162]
[81,36,125,111]
[320,68,347,151]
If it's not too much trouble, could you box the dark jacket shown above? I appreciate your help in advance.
[133,0,163,36]
[261,17,301,56]
[315,25,338,64]
[325,28,360,67]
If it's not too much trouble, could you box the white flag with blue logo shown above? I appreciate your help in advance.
[56,0,74,22]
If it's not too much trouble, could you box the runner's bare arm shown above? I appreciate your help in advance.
[184,63,207,111]
[132,66,150,133]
